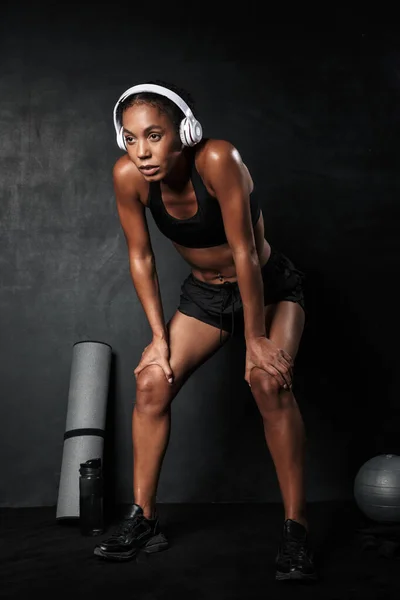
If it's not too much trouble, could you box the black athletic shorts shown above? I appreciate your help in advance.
[178,246,306,345]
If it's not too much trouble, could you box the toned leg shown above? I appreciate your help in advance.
[133,310,230,518]
[250,301,308,528]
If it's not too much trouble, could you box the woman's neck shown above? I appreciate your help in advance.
[161,147,193,191]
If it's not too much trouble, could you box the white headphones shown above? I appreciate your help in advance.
[113,83,203,150]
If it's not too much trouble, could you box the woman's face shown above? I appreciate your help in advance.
[122,102,182,180]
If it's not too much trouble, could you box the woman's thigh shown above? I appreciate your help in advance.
[264,300,306,361]
[249,301,305,394]
[161,309,230,390]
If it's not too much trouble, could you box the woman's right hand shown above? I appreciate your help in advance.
[133,337,174,385]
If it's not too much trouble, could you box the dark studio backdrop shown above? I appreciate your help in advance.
[1,5,399,509]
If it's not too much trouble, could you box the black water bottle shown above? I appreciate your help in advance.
[79,458,104,536]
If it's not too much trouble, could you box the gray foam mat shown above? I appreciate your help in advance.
[56,341,112,519]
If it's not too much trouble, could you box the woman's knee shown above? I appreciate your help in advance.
[250,369,283,414]
[136,364,167,392]
[135,365,173,415]
[250,368,281,396]
[250,368,294,416]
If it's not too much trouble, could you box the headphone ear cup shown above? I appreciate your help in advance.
[180,117,203,147]
[179,120,190,146]
[117,126,126,150]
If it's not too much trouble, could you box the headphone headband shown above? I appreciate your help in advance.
[113,83,203,149]
[113,83,194,123]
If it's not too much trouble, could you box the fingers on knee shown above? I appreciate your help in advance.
[136,364,166,392]
[250,368,281,394]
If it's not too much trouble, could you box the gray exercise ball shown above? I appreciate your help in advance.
[354,454,400,522]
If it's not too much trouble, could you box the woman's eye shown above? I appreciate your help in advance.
[149,133,161,141]
[124,136,134,144]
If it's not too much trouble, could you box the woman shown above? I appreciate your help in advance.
[94,81,316,581]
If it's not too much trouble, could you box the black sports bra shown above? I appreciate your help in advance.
[147,148,261,249]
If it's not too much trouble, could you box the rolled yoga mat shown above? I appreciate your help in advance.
[56,341,112,520]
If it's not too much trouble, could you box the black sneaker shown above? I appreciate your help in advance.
[94,503,169,561]
[275,519,317,581]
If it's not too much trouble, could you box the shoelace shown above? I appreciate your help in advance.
[110,516,143,540]
[282,538,308,559]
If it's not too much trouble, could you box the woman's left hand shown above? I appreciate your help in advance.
[245,336,294,389]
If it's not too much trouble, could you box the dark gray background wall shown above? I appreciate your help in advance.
[1,7,399,507]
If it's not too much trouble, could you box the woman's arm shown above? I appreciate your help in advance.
[113,158,168,340]
[203,140,266,342]
[203,140,293,387]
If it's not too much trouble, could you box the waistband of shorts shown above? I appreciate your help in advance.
[188,246,280,292]
[188,273,237,293]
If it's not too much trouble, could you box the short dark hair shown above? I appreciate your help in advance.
[116,79,196,136]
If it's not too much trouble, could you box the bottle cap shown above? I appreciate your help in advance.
[79,457,102,475]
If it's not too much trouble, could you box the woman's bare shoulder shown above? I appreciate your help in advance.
[195,138,253,193]
[195,138,237,163]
